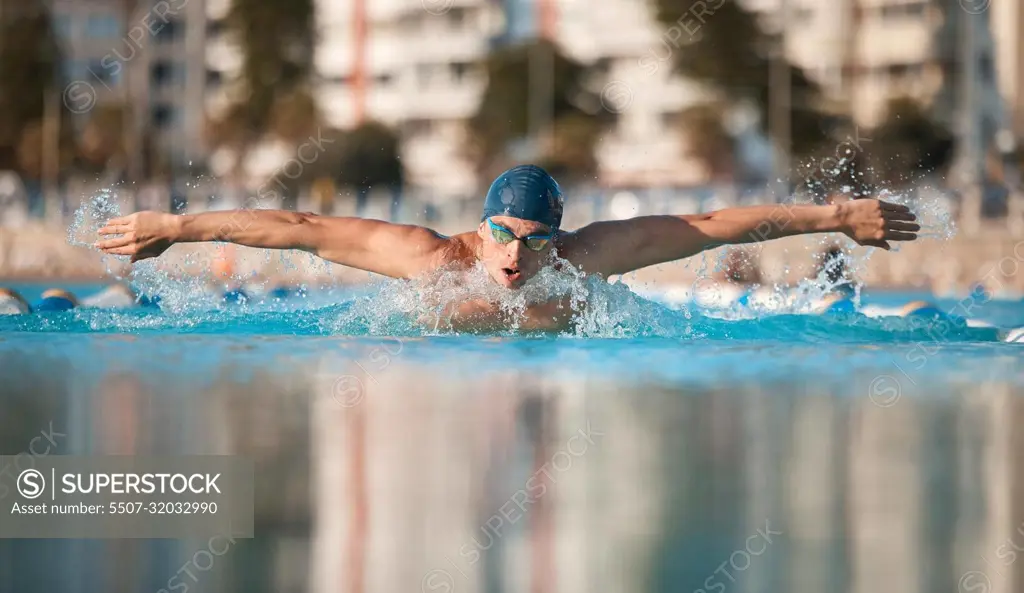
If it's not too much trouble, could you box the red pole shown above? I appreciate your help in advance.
[538,0,557,40]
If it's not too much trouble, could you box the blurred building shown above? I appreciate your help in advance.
[991,0,1024,142]
[312,0,495,197]
[43,0,1021,198]
[51,0,209,172]
[554,0,709,187]
[746,0,1012,171]
[305,0,713,196]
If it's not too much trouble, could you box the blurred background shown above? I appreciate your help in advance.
[0,0,1022,290]
[2,2,1024,593]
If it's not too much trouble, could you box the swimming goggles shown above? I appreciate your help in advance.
[486,218,552,252]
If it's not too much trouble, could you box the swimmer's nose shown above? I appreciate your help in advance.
[507,240,526,261]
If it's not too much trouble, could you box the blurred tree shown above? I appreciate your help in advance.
[337,121,403,190]
[77,104,128,174]
[677,103,735,182]
[268,123,403,214]
[651,0,836,158]
[268,88,320,143]
[538,113,602,182]
[339,121,404,216]
[209,0,316,155]
[0,0,67,178]
[141,126,172,181]
[866,97,954,187]
[468,39,612,184]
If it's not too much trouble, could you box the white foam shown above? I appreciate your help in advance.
[1001,327,1024,343]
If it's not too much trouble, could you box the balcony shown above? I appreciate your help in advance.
[205,37,243,74]
[401,77,485,120]
[206,0,231,21]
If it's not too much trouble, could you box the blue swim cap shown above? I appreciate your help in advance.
[824,298,856,315]
[222,289,249,305]
[137,294,161,308]
[269,286,292,301]
[35,296,76,312]
[482,165,564,229]
[906,305,946,319]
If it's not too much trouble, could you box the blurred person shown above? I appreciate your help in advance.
[816,284,858,316]
[34,288,79,312]
[899,300,950,320]
[0,287,31,314]
[96,164,920,331]
[80,283,137,308]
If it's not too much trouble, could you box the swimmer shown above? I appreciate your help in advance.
[96,164,920,331]
[35,288,79,312]
[81,283,137,308]
[0,288,31,314]
[817,292,857,315]
[899,300,949,320]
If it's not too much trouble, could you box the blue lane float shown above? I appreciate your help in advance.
[137,294,162,308]
[268,286,293,301]
[222,289,249,305]
[0,288,31,314]
[267,285,309,302]
[34,289,79,312]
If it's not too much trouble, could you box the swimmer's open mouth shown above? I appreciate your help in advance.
[502,267,521,282]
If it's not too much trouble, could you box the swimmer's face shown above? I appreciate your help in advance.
[477,216,554,288]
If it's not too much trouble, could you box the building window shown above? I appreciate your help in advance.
[207,19,227,37]
[880,2,927,19]
[54,15,73,39]
[792,7,814,24]
[88,59,121,86]
[61,60,84,82]
[447,7,467,27]
[151,60,185,88]
[85,14,120,38]
[206,70,223,87]
[416,64,434,88]
[151,104,178,128]
[402,119,433,137]
[154,19,184,43]
[980,54,994,84]
[322,74,350,86]
[450,62,471,82]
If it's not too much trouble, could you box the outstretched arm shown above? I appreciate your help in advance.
[96,210,452,279]
[560,199,919,277]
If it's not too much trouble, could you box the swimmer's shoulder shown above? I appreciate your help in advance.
[551,229,590,266]
[429,230,479,268]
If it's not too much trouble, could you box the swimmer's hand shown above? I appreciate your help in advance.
[96,212,179,262]
[835,199,919,251]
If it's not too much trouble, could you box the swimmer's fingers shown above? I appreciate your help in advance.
[879,201,911,213]
[100,246,136,256]
[884,230,917,241]
[883,210,917,222]
[100,247,151,263]
[105,215,133,227]
[860,239,891,250]
[98,224,130,236]
[885,221,920,232]
[94,235,134,250]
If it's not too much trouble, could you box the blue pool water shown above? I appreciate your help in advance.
[2,278,1023,593]
[1,278,1021,393]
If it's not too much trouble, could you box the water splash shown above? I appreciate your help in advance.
[49,181,991,340]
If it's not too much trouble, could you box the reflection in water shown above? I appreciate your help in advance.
[0,347,1023,593]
